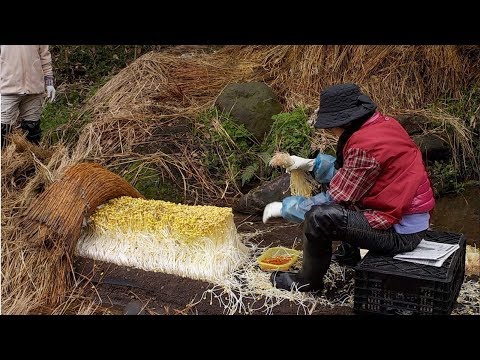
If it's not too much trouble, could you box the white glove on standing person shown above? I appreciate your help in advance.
[286,155,315,173]
[262,202,283,223]
[46,85,56,102]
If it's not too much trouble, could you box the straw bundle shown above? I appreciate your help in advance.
[9,163,143,308]
[21,163,143,252]
[83,50,260,120]
[2,134,70,314]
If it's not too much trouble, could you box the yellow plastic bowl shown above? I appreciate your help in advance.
[257,246,300,271]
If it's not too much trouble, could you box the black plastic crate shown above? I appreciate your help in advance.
[354,231,466,315]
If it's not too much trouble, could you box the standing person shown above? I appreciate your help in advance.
[1,45,56,148]
[263,83,435,292]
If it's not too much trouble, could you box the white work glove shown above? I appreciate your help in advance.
[286,155,315,173]
[262,201,283,224]
[46,85,56,102]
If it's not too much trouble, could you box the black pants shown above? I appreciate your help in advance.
[270,203,426,291]
[304,204,425,257]
[1,120,41,148]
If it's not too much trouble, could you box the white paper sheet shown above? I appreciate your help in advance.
[393,240,460,267]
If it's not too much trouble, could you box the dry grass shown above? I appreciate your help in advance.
[66,116,231,205]
[3,45,478,314]
[399,108,479,175]
[466,245,480,277]
[1,139,143,314]
[452,278,480,315]
[81,49,260,120]
[63,45,478,206]
[81,46,478,119]
[21,162,142,252]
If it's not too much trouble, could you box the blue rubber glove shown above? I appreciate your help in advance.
[312,153,337,184]
[281,191,334,223]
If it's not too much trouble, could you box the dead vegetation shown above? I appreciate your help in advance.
[83,46,478,119]
[2,45,479,314]
[59,46,479,207]
[1,137,142,314]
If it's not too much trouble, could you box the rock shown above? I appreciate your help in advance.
[412,134,451,162]
[215,82,282,141]
[396,114,451,162]
[397,114,427,135]
[233,173,291,214]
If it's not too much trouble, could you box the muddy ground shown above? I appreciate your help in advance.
[75,214,354,315]
[75,188,480,317]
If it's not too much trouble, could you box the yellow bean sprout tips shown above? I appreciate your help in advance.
[78,196,248,283]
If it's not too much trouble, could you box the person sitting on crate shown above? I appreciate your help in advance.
[262,83,435,292]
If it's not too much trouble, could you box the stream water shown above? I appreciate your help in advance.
[431,184,480,246]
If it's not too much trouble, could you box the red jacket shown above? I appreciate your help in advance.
[345,114,435,225]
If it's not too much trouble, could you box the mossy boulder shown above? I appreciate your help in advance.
[215,82,282,141]
[397,114,451,163]
[412,134,451,163]
[397,114,427,135]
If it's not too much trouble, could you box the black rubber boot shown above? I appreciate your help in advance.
[270,248,331,293]
[21,120,41,145]
[1,123,12,149]
[270,204,346,293]
[331,242,361,267]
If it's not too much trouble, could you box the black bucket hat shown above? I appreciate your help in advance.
[314,83,377,129]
